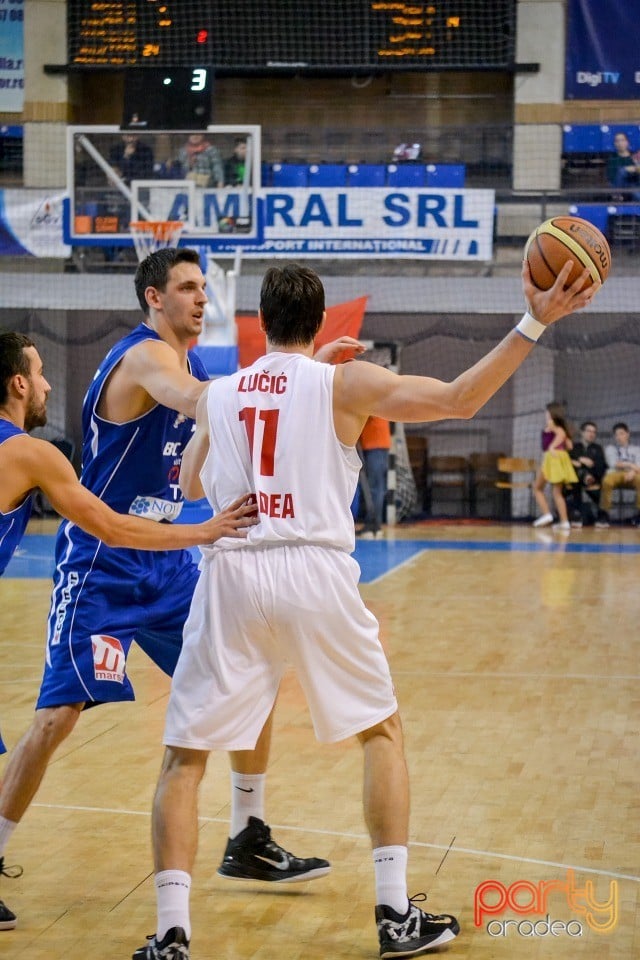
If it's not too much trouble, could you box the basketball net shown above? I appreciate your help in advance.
[129,220,184,261]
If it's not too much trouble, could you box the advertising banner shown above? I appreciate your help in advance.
[0,0,24,112]
[212,188,495,260]
[0,190,71,257]
[566,0,640,100]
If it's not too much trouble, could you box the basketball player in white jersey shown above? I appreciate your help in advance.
[135,258,596,960]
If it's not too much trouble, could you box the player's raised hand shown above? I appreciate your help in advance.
[522,259,600,328]
[199,494,258,542]
[313,336,366,364]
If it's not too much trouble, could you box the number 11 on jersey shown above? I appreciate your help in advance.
[239,407,279,477]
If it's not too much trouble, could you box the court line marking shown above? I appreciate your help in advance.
[31,801,639,884]
[390,670,640,680]
[365,548,426,585]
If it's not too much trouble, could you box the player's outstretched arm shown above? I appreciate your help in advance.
[120,339,207,419]
[22,438,255,549]
[335,261,599,437]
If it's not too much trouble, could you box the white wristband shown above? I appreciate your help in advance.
[515,311,547,343]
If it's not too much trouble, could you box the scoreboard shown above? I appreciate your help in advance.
[67,0,516,71]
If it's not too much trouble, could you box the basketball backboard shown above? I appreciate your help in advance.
[64,125,262,249]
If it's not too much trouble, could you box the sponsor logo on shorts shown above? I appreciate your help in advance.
[52,570,79,645]
[91,634,126,683]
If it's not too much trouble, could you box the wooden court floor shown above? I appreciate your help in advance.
[0,520,638,959]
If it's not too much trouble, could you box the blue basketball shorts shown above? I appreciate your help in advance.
[37,543,200,709]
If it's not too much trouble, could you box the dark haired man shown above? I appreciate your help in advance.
[137,258,596,960]
[0,327,256,928]
[0,249,359,929]
[567,420,606,526]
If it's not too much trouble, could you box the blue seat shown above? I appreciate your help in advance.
[568,203,610,237]
[425,164,466,188]
[562,124,603,153]
[192,345,239,378]
[347,164,387,187]
[600,124,640,152]
[271,163,309,187]
[386,164,426,187]
[307,163,348,187]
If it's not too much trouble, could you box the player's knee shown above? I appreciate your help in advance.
[33,704,82,747]
[160,746,208,786]
[357,711,404,749]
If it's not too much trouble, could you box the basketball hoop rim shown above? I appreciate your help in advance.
[129,220,184,239]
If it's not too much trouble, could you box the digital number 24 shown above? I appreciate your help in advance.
[239,407,279,477]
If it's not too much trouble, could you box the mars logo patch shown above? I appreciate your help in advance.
[91,634,126,683]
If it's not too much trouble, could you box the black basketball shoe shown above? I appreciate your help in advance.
[376,894,459,957]
[217,816,331,883]
[132,926,190,960]
[0,856,23,931]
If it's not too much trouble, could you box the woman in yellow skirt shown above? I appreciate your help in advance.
[532,402,578,532]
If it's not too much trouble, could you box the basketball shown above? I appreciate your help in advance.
[524,216,611,291]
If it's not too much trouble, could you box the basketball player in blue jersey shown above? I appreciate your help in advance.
[0,251,359,930]
[0,329,257,928]
[136,259,597,960]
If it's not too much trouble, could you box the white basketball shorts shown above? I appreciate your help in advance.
[164,543,397,750]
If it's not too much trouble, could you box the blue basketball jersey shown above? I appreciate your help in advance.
[75,323,209,532]
[39,325,210,709]
[0,418,32,576]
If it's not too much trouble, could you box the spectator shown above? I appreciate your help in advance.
[606,132,640,195]
[532,402,578,532]
[357,416,391,539]
[567,420,607,527]
[175,133,224,188]
[224,137,248,186]
[596,422,640,527]
[108,133,154,186]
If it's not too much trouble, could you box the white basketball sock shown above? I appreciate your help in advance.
[155,869,191,941]
[230,772,266,837]
[0,815,17,856]
[373,845,409,915]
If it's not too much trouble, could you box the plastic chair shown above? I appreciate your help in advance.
[469,452,504,518]
[271,163,308,187]
[307,164,348,187]
[562,124,603,154]
[347,164,387,187]
[495,457,537,519]
[405,435,429,512]
[426,455,470,516]
[425,164,466,188]
[386,164,427,188]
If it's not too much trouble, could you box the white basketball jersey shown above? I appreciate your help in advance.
[200,352,361,552]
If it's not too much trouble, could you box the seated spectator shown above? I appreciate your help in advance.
[567,420,606,526]
[174,133,224,188]
[108,133,154,186]
[596,421,640,527]
[224,137,248,186]
[606,132,640,195]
